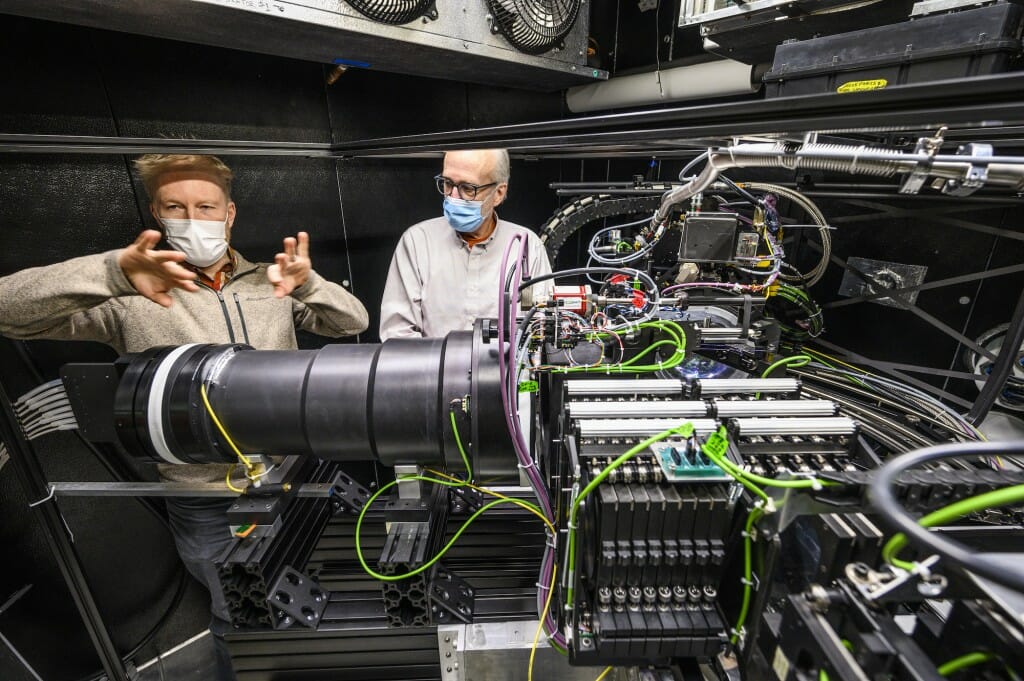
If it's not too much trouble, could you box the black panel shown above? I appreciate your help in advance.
[327,69,468,144]
[466,83,564,129]
[502,158,566,232]
[0,16,117,136]
[0,154,142,272]
[336,158,439,342]
[96,28,331,143]
[807,195,1005,388]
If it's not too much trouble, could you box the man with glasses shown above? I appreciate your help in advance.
[379,148,551,340]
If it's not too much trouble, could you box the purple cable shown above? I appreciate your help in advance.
[496,232,523,413]
[497,237,566,647]
[497,235,554,521]
[539,543,567,647]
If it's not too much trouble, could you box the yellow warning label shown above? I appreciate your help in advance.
[837,79,888,94]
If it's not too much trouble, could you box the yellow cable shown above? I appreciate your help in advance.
[225,465,246,493]
[425,468,556,536]
[200,383,253,469]
[528,563,557,681]
[594,667,613,681]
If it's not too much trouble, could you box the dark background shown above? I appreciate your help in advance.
[1,5,1021,680]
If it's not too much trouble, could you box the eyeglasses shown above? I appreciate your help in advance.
[434,174,498,200]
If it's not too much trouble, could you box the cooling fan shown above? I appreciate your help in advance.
[485,0,581,55]
[344,0,436,25]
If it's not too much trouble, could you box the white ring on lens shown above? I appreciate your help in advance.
[148,344,199,465]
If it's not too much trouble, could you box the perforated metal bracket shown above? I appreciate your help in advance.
[449,484,484,513]
[266,566,329,630]
[431,564,475,624]
[327,469,370,516]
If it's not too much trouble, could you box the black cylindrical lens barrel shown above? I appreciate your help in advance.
[109,325,512,476]
[371,337,447,465]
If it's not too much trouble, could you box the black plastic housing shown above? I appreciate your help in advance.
[764,3,1024,98]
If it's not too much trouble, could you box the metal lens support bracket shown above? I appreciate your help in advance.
[267,566,330,630]
[899,127,945,195]
[941,143,994,197]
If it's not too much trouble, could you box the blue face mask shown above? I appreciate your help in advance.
[443,197,485,233]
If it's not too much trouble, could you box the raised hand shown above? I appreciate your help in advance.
[267,231,312,298]
[117,230,199,307]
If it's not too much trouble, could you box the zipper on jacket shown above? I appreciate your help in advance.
[199,283,237,344]
[232,293,251,346]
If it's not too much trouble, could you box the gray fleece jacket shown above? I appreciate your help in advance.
[0,247,370,482]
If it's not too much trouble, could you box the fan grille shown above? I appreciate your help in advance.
[345,0,435,25]
[487,0,581,55]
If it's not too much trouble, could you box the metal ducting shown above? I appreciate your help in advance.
[566,59,759,113]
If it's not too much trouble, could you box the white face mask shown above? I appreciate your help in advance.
[160,217,229,267]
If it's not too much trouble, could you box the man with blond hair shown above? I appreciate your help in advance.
[0,154,368,678]
[380,148,551,340]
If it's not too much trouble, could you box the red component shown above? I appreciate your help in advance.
[552,285,590,314]
[631,290,646,309]
[609,274,629,286]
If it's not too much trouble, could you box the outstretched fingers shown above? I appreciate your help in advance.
[283,236,297,262]
[133,229,162,250]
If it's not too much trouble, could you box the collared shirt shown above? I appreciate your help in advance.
[184,249,237,291]
[379,215,552,340]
